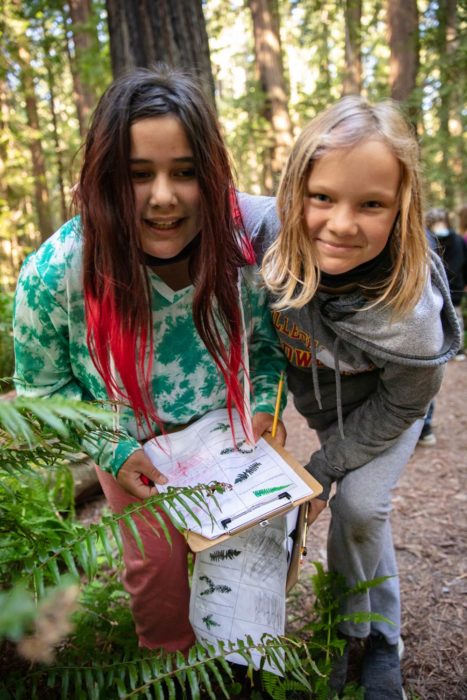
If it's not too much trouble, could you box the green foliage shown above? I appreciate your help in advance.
[0,290,14,385]
[0,396,387,698]
[260,561,389,700]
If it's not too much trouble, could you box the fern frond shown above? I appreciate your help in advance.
[0,395,114,448]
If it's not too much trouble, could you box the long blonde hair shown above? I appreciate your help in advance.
[262,96,428,316]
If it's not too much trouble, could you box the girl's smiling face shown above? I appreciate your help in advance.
[130,115,201,259]
[303,140,401,275]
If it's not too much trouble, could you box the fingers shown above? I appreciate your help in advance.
[116,449,168,500]
[252,412,287,446]
[307,498,327,525]
[271,420,287,446]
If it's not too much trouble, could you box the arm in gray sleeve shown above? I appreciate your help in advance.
[307,362,445,499]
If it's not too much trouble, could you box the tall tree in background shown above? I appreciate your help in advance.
[17,43,54,242]
[436,0,458,209]
[65,0,100,136]
[105,0,215,102]
[247,0,293,193]
[343,0,362,95]
[387,0,419,123]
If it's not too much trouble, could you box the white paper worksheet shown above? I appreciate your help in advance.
[190,516,288,673]
[143,408,314,539]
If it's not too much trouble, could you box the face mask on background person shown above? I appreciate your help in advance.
[432,222,450,237]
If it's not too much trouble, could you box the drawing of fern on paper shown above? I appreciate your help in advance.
[209,549,242,562]
[253,484,292,498]
[202,614,220,629]
[199,575,232,596]
[220,439,254,455]
[234,461,261,483]
[210,422,229,433]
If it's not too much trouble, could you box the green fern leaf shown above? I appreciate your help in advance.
[187,667,200,700]
[164,676,177,700]
[73,539,89,573]
[47,557,62,585]
[152,681,165,700]
[139,660,152,684]
[115,676,127,698]
[61,550,79,578]
[145,505,172,546]
[121,515,145,557]
[84,669,95,697]
[197,665,216,700]
[107,519,124,556]
[127,661,138,690]
[85,534,98,579]
[97,525,115,566]
[33,567,44,598]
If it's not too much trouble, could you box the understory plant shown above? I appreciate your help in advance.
[0,395,386,699]
[0,291,14,387]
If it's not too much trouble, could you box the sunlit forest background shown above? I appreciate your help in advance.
[0,0,465,288]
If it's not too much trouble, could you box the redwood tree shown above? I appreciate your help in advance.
[247,0,293,193]
[387,0,419,124]
[105,0,215,103]
[66,0,98,136]
[343,0,362,95]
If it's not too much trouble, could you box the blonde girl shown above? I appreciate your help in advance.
[238,96,460,699]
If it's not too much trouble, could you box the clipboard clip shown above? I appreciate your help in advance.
[221,491,292,533]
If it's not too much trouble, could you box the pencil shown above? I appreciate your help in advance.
[271,371,285,439]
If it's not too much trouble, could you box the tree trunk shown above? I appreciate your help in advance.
[17,45,54,242]
[343,0,362,95]
[247,0,293,194]
[105,0,215,104]
[66,0,98,136]
[387,0,419,123]
[0,78,20,287]
[437,0,457,209]
[45,60,68,223]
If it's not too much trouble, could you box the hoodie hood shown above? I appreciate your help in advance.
[318,252,460,367]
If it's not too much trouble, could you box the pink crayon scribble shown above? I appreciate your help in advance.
[171,454,206,481]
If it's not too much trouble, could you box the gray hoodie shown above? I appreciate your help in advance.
[238,193,461,499]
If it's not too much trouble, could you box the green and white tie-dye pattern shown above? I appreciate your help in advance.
[13,217,286,477]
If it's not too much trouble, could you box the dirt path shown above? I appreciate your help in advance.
[283,359,467,699]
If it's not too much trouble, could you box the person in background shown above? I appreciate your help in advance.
[425,207,466,362]
[238,96,460,699]
[458,204,467,244]
[13,66,287,657]
[418,208,467,446]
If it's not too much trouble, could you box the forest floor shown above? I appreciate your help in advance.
[283,358,467,700]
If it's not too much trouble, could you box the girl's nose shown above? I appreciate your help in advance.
[149,176,176,208]
[328,205,358,235]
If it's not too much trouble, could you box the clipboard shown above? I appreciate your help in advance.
[187,434,321,552]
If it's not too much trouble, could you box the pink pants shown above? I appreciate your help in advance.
[96,467,196,653]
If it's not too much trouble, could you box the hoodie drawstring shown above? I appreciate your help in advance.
[333,336,345,439]
[309,311,323,411]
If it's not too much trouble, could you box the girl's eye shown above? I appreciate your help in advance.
[130,170,152,181]
[174,168,196,179]
[309,193,331,203]
[363,200,383,209]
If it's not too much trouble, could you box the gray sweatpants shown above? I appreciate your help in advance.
[318,419,423,645]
